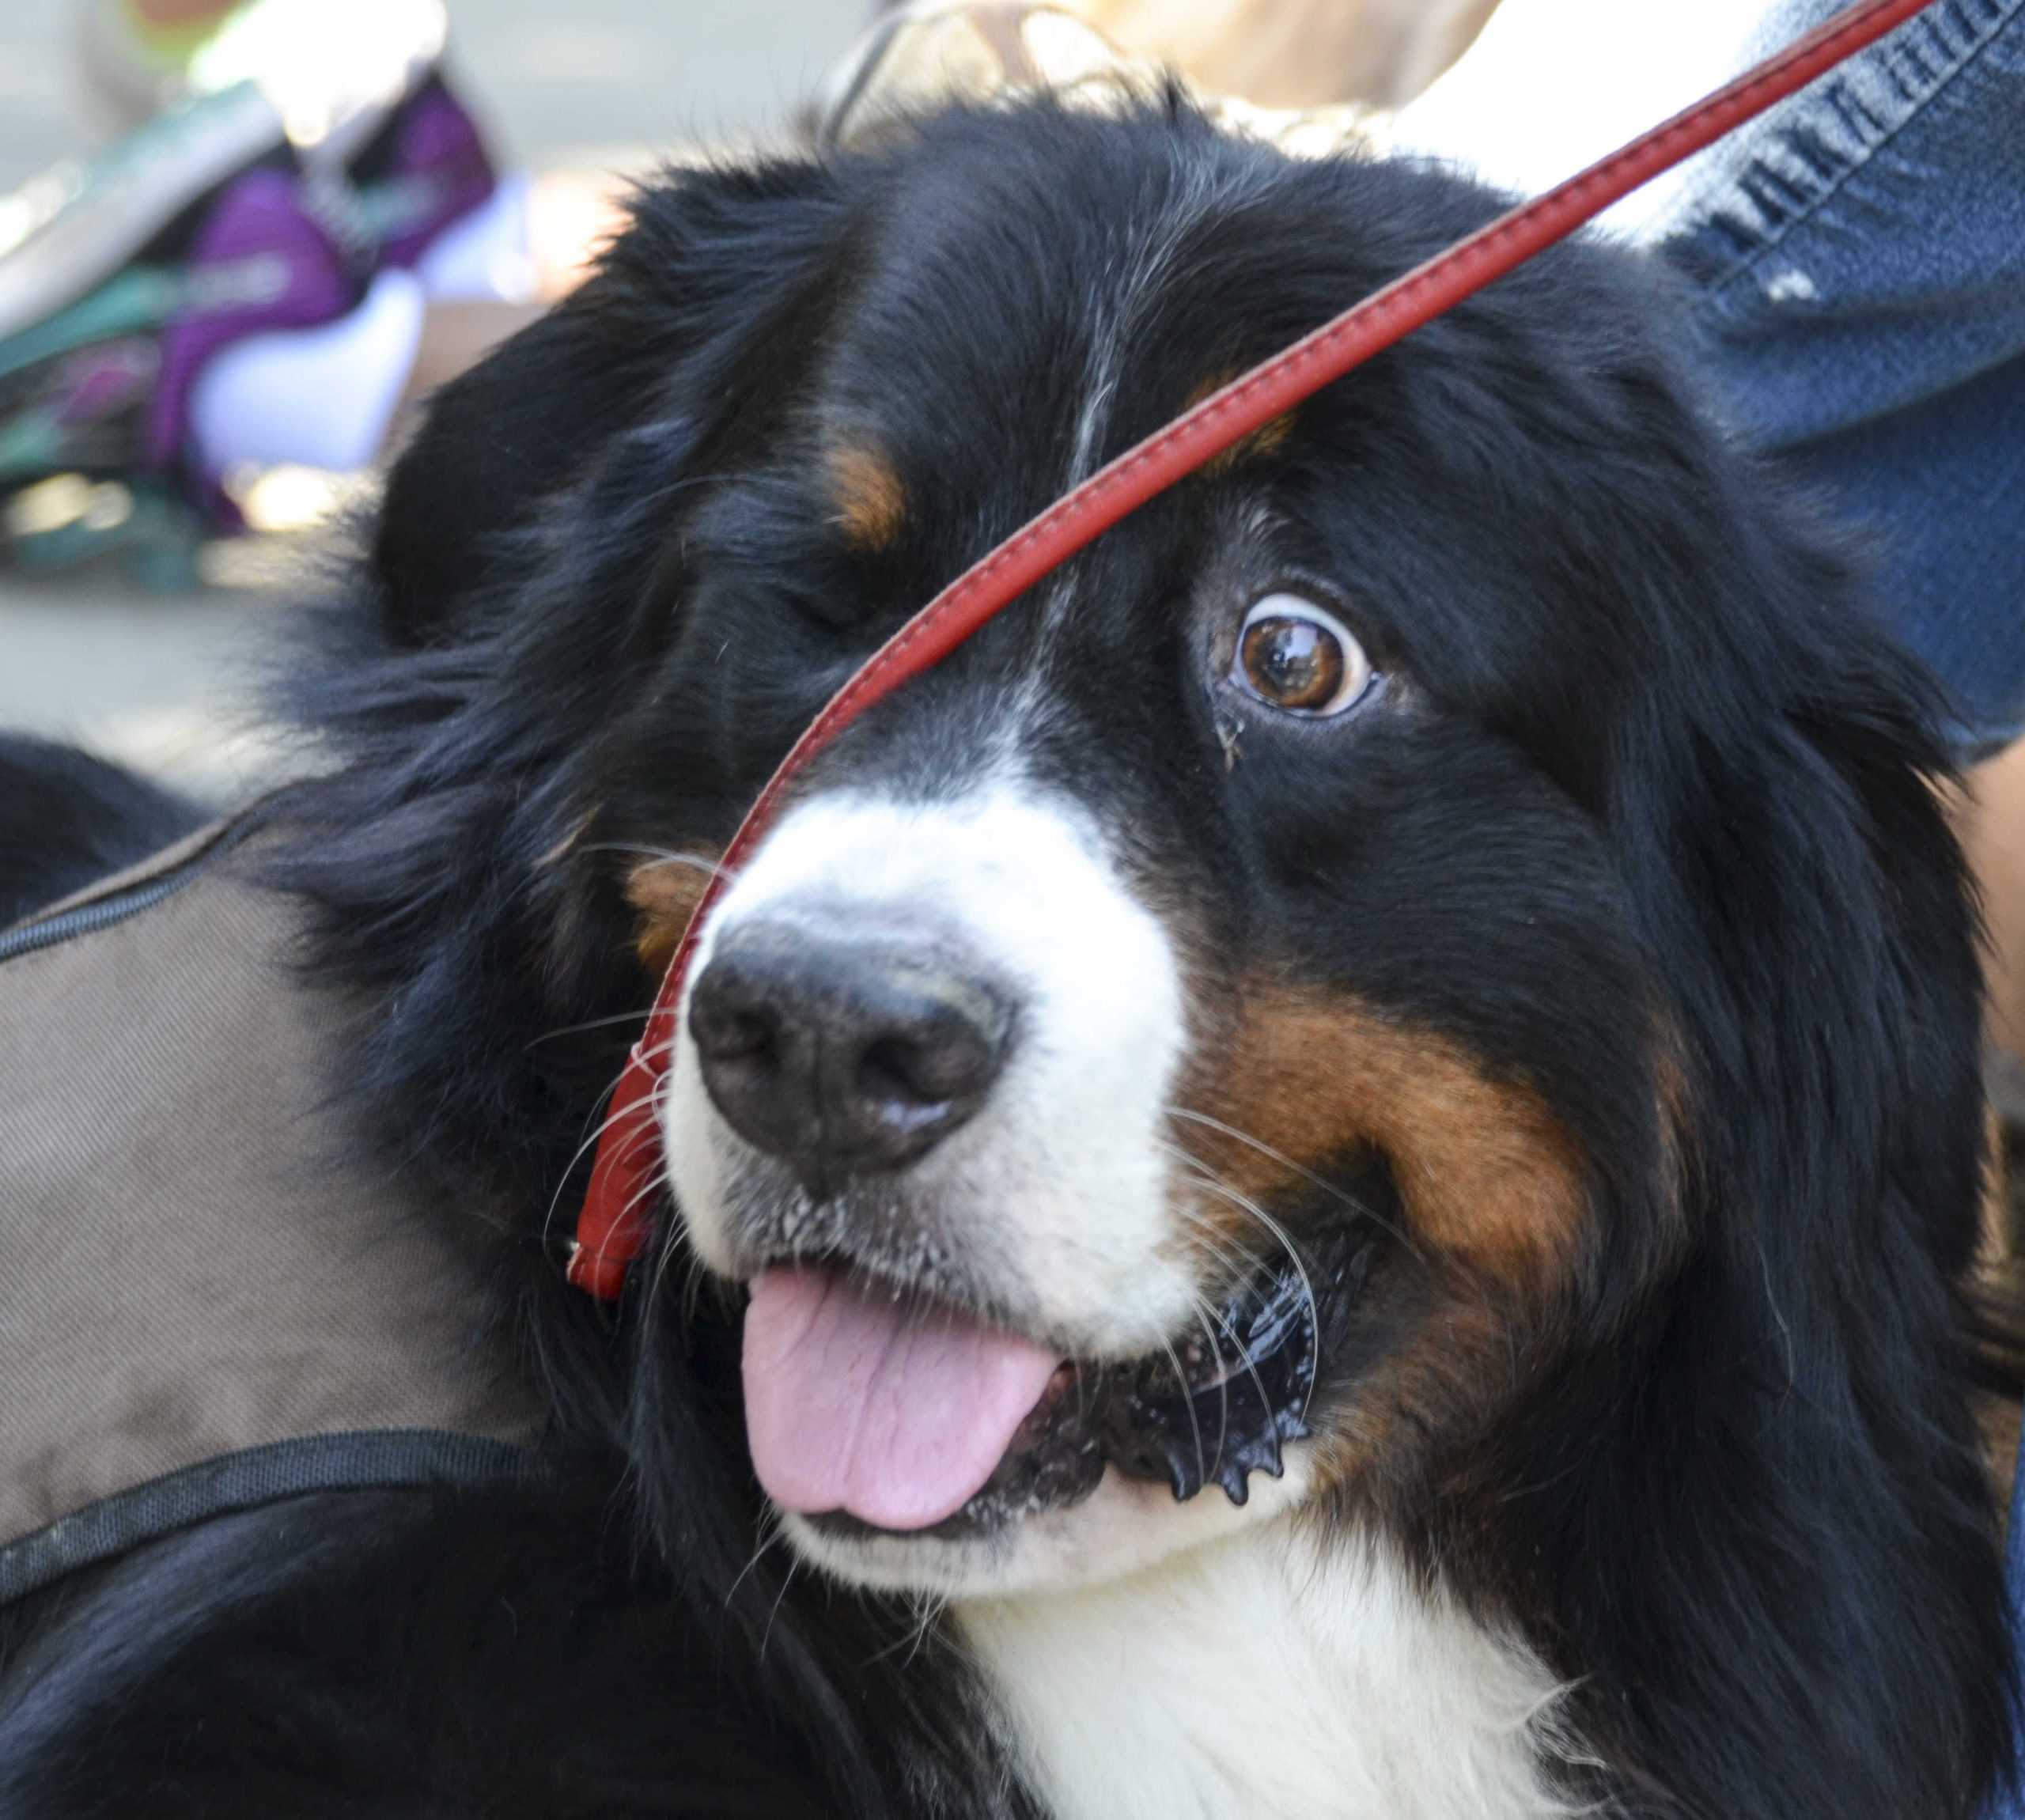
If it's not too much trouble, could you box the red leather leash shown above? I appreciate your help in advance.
[566,0,1936,1298]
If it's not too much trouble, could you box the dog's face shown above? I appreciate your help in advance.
[369,103,1978,1613]
[610,108,1683,1602]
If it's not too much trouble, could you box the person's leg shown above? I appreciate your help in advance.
[1650,0,2025,756]
[1395,0,2025,754]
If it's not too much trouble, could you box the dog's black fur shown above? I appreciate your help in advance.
[0,734,204,926]
[1,100,2014,1817]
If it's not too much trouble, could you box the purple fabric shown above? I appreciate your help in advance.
[377,82,498,270]
[58,344,156,429]
[145,169,357,479]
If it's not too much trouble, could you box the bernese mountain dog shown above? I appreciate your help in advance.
[1,91,2016,1820]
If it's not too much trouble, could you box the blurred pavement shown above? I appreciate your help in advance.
[0,0,858,799]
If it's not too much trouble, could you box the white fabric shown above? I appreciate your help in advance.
[415,171,536,303]
[188,266,426,475]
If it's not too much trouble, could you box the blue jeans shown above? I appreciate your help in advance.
[1654,0,2025,758]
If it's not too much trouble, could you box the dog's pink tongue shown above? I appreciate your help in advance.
[742,1266,1062,1532]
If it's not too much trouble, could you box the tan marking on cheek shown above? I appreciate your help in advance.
[1279,1008,1690,1510]
[1182,983,1588,1284]
[1183,372,1296,476]
[624,854,721,976]
[1303,1296,1513,1496]
[826,444,907,553]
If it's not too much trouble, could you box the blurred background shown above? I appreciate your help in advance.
[0,0,866,797]
[1,0,1787,802]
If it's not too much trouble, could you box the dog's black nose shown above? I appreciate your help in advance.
[688,918,1013,1190]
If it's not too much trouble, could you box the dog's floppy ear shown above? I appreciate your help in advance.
[371,158,847,647]
[1560,497,2008,1814]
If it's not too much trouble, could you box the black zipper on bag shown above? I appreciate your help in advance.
[0,822,249,967]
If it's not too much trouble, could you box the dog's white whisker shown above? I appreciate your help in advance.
[579,842,734,883]
[537,1070,637,1255]
[1160,1156,1323,1428]
[1153,1331,1208,1493]
[725,1510,790,1610]
[1182,1295,1232,1474]
[526,1006,667,1047]
[1168,1211,1286,1448]
[757,1553,804,1665]
[1168,1107,1428,1266]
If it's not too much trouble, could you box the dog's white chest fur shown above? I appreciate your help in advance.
[957,1524,1582,1820]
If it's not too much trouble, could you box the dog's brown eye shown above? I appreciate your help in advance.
[1234,593,1372,716]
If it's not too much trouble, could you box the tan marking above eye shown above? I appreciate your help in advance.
[825,444,907,553]
[1177,982,1589,1292]
[625,853,724,976]
[1183,370,1296,474]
